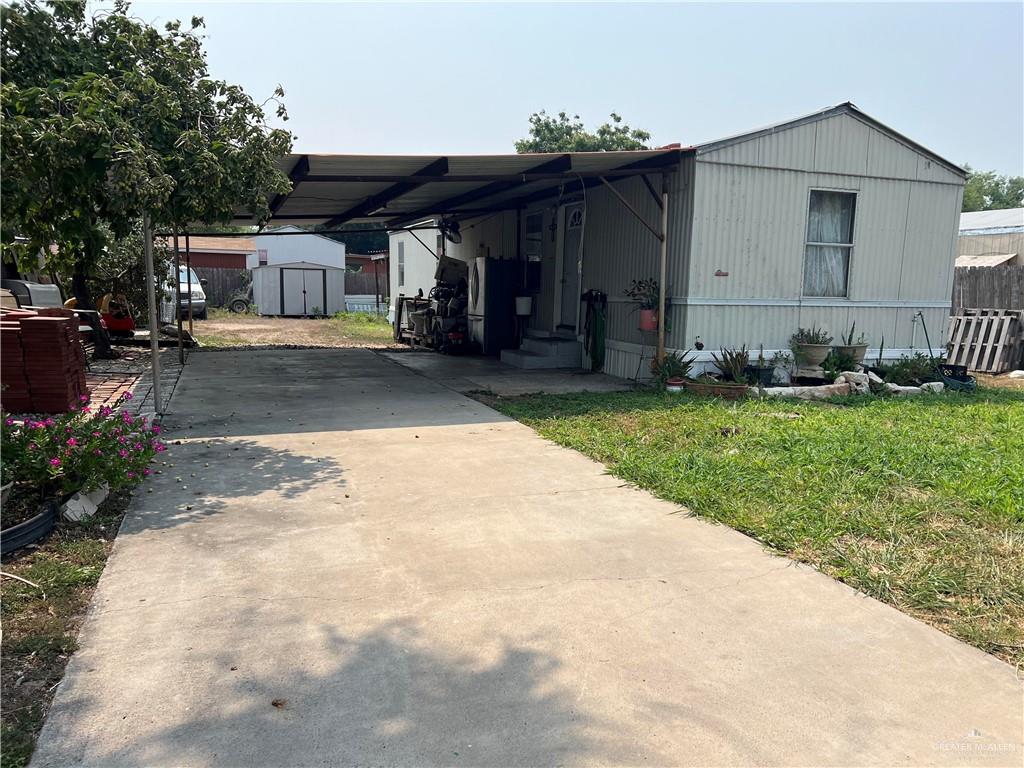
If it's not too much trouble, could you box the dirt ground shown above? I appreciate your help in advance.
[976,372,1024,390]
[192,312,404,349]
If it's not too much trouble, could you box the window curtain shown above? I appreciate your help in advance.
[804,191,854,297]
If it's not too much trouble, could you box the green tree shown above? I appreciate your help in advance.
[317,223,389,254]
[514,111,651,153]
[1,0,292,308]
[961,165,1024,212]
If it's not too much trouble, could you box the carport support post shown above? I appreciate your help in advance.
[186,232,193,335]
[657,174,669,363]
[173,232,183,365]
[142,213,162,413]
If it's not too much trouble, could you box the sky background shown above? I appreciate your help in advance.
[130,1,1024,174]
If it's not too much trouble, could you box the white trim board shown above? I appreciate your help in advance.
[604,337,928,362]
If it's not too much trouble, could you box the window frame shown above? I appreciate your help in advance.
[397,240,405,287]
[801,187,858,299]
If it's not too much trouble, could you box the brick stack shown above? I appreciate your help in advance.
[15,313,89,413]
[1,321,32,412]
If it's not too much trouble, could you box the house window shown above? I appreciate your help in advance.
[803,190,856,297]
[258,249,268,266]
[398,241,405,287]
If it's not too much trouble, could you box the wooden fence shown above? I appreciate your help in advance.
[193,267,249,307]
[345,270,388,297]
[951,265,1024,313]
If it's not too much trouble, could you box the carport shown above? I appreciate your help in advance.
[141,149,682,410]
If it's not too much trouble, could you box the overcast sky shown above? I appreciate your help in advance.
[130,1,1024,174]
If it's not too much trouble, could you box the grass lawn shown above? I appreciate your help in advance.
[486,388,1024,667]
[194,309,399,348]
[0,493,131,768]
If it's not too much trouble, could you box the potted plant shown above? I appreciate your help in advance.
[651,349,695,392]
[833,322,869,364]
[790,326,833,367]
[711,345,750,382]
[743,345,775,387]
[625,279,660,331]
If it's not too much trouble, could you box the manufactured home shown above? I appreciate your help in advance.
[257,103,965,376]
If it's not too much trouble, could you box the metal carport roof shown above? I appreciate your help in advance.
[239,149,683,229]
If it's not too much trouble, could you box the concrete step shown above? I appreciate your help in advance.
[520,336,582,357]
[501,349,576,370]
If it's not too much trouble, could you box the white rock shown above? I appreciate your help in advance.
[760,383,852,401]
[921,381,945,393]
[771,367,792,385]
[839,371,871,394]
[884,382,922,396]
[61,492,98,522]
[867,370,884,385]
[1008,370,1024,379]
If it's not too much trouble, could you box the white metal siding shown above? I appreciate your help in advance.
[388,229,439,314]
[250,227,346,269]
[252,262,345,315]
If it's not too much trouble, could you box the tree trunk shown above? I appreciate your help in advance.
[73,251,118,359]
[71,256,94,310]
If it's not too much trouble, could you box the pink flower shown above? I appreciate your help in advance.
[143,468,152,476]
[93,431,102,437]
[119,449,129,458]
[154,443,166,452]
[94,449,102,456]
[28,442,37,450]
[4,417,14,426]
[151,425,161,434]
[100,406,113,417]
[49,457,61,467]
[133,442,143,451]
[79,394,89,402]
[82,406,91,413]
[123,391,134,401]
[118,436,126,444]
[127,471,135,478]
[66,437,77,447]
[45,418,54,427]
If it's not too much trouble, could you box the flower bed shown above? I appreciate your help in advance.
[1,394,164,550]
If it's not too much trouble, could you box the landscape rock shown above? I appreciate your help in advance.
[921,381,945,393]
[836,371,870,394]
[760,382,852,400]
[884,382,922,396]
[1008,370,1024,379]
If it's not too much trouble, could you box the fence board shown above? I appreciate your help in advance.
[952,265,1024,312]
[193,267,249,308]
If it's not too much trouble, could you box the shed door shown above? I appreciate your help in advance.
[282,269,327,315]
[560,205,584,329]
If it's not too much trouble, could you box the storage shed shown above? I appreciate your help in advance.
[249,227,346,316]
[244,102,966,376]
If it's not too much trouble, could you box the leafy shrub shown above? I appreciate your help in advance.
[650,350,695,387]
[877,353,942,386]
[1,397,164,496]
[790,326,833,346]
[624,279,660,310]
[822,349,858,381]
[710,345,749,382]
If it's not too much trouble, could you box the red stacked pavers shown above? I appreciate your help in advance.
[1,320,33,413]
[18,312,88,413]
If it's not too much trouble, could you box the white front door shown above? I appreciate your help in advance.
[560,205,584,330]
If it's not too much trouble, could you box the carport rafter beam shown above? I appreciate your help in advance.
[599,176,663,241]
[269,155,310,214]
[385,154,573,229]
[322,156,450,228]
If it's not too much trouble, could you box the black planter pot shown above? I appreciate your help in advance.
[744,365,776,387]
[1,499,58,556]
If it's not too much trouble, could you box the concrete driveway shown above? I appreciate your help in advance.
[33,349,1022,767]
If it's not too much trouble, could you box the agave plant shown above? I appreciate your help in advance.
[711,345,750,382]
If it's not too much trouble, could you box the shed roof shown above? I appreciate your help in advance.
[959,207,1024,234]
[954,252,1017,267]
[158,236,256,253]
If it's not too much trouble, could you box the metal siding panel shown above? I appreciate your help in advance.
[756,122,817,171]
[916,155,963,184]
[813,114,870,176]
[866,129,920,179]
[844,178,910,300]
[899,183,961,301]
[690,162,806,300]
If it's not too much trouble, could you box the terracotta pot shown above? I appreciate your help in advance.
[833,343,869,364]
[795,343,831,367]
[639,309,658,331]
